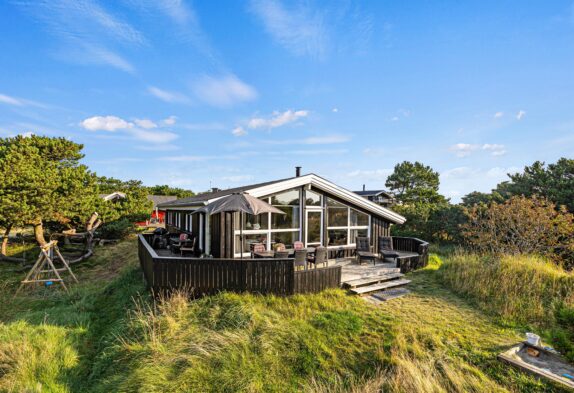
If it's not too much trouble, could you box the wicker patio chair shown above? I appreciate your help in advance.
[308,246,327,268]
[274,250,290,259]
[293,249,307,270]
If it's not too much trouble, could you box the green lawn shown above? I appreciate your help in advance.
[0,238,570,392]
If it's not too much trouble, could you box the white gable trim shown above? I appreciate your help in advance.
[230,174,406,224]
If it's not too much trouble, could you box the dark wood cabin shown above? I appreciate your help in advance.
[158,173,406,259]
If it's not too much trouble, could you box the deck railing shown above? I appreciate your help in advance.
[392,236,430,272]
[138,234,341,295]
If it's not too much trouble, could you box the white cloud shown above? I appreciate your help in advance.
[80,115,132,131]
[516,110,526,120]
[449,143,506,157]
[390,116,399,122]
[249,0,327,59]
[232,126,247,137]
[134,118,157,129]
[494,111,504,118]
[148,86,192,104]
[482,144,506,156]
[128,128,178,143]
[449,143,478,157]
[80,115,178,143]
[192,74,257,107]
[162,116,177,126]
[332,108,338,113]
[247,110,309,129]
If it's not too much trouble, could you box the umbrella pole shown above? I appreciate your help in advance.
[240,211,243,260]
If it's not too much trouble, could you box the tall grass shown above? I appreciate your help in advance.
[438,252,574,361]
[438,253,574,327]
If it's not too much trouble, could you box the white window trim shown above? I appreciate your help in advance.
[326,203,371,248]
[305,209,323,246]
[233,191,302,257]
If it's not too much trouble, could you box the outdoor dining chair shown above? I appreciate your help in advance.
[274,250,290,259]
[308,246,327,268]
[293,249,307,270]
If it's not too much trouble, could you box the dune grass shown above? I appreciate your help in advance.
[0,240,571,392]
[437,252,574,361]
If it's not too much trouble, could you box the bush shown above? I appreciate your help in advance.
[98,219,133,239]
[462,196,574,268]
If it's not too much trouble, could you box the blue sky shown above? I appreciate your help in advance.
[1,1,573,201]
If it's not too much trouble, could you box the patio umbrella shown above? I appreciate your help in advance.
[194,193,285,258]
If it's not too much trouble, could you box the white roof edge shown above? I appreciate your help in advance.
[247,174,406,224]
[162,174,406,224]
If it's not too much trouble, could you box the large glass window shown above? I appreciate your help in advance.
[305,190,322,206]
[233,190,302,256]
[270,231,299,248]
[350,209,369,226]
[243,213,268,230]
[327,199,348,227]
[271,190,300,230]
[235,233,269,254]
[328,229,348,246]
[326,198,370,247]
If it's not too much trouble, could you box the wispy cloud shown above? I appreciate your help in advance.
[516,110,526,120]
[346,169,392,181]
[232,126,247,137]
[247,110,309,129]
[192,74,257,107]
[249,0,328,59]
[16,0,144,72]
[449,143,506,157]
[494,111,504,118]
[222,175,254,183]
[162,116,177,125]
[134,118,157,129]
[0,92,47,108]
[147,86,192,104]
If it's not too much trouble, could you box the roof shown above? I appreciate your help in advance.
[147,195,178,208]
[159,174,406,224]
[157,177,295,208]
[354,190,394,198]
[100,192,126,201]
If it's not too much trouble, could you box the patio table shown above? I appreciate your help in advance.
[254,247,315,259]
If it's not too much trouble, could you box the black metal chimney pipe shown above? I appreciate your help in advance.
[295,166,302,177]
[363,184,366,191]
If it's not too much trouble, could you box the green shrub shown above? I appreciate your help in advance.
[98,219,133,239]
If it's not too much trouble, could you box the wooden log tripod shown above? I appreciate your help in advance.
[16,240,78,295]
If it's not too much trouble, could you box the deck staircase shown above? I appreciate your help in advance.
[342,268,411,301]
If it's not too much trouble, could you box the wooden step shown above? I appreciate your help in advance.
[349,279,411,295]
[371,288,411,301]
[343,273,404,289]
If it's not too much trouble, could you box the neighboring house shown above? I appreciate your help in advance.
[147,195,178,223]
[99,192,126,202]
[100,192,177,224]
[158,170,406,259]
[353,185,396,207]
